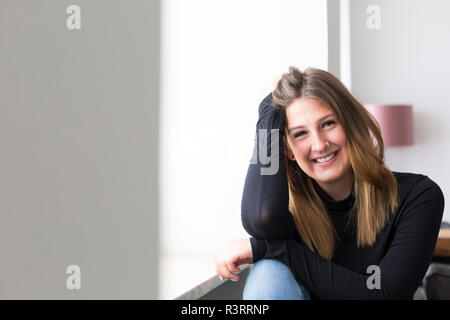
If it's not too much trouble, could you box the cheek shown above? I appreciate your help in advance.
[338,142,352,168]
[292,143,311,162]
[335,128,348,145]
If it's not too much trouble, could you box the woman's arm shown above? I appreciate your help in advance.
[216,91,297,281]
[241,93,297,240]
[251,177,445,299]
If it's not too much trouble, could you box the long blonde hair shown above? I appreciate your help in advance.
[272,66,399,260]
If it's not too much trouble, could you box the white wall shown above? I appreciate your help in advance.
[348,0,450,222]
[160,0,328,255]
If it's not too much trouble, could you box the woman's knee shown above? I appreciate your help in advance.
[243,259,310,300]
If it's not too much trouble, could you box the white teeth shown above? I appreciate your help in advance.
[315,152,335,163]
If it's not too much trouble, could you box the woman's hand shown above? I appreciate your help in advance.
[214,238,253,281]
[258,73,283,102]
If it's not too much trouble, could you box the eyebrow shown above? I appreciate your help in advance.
[287,113,335,135]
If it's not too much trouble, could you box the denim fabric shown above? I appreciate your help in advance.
[243,259,311,300]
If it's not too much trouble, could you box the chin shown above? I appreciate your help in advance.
[314,174,340,184]
[312,168,345,183]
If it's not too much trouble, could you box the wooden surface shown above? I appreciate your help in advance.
[434,228,450,257]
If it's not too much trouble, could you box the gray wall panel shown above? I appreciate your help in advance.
[0,0,160,299]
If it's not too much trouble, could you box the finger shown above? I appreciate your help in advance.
[214,256,225,280]
[217,260,232,281]
[218,264,229,281]
[214,265,223,281]
[215,256,228,281]
[216,262,226,281]
[225,260,239,281]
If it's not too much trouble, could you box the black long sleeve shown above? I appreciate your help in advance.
[241,93,445,300]
[241,93,297,240]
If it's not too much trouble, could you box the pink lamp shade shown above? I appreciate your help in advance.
[364,104,414,147]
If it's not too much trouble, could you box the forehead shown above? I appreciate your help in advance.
[285,97,333,126]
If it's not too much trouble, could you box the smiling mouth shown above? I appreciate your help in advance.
[312,150,339,163]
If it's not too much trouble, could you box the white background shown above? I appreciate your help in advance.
[160,0,328,255]
[160,0,450,256]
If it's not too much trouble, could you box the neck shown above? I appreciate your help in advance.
[316,170,354,201]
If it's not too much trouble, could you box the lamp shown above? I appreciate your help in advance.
[364,104,414,147]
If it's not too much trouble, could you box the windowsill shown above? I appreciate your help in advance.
[159,254,250,300]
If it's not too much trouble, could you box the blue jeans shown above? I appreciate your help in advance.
[243,259,311,300]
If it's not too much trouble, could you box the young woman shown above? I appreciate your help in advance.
[214,66,445,299]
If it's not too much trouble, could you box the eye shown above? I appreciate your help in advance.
[323,120,336,127]
[293,120,336,138]
[294,130,306,138]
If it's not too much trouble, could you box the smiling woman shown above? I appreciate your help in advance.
[272,67,398,260]
[214,66,445,300]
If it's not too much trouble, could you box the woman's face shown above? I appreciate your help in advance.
[284,97,352,186]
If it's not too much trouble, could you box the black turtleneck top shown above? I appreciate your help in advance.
[241,93,445,300]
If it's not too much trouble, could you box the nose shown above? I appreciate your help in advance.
[311,133,329,155]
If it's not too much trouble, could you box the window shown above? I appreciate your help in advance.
[160,0,328,255]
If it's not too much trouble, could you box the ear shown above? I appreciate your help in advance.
[283,135,296,161]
